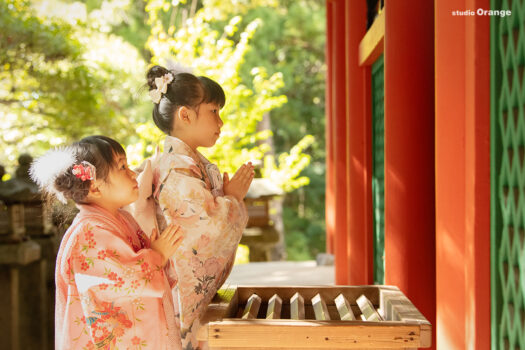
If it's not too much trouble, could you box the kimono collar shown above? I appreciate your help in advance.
[76,203,133,235]
[164,136,201,164]
[160,136,221,195]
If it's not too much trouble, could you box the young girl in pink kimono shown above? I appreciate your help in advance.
[30,135,184,350]
[135,65,254,349]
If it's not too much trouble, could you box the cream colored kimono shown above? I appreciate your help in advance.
[131,136,248,349]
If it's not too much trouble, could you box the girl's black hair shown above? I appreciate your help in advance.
[54,135,125,203]
[146,65,226,135]
[199,76,226,107]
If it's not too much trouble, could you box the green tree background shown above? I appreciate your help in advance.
[0,0,326,260]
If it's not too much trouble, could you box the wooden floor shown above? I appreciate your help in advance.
[225,261,335,286]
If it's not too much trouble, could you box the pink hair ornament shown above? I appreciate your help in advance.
[71,161,96,181]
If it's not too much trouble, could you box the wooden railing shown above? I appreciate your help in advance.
[198,285,431,349]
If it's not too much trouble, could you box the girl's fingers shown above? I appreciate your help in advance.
[173,235,183,247]
[161,224,177,239]
[168,227,182,244]
[244,163,253,173]
[230,163,254,185]
[167,225,180,240]
[231,167,243,180]
[241,174,249,186]
[232,172,252,188]
[242,170,254,184]
[237,166,250,180]
[243,174,254,192]
[162,225,173,237]
[238,164,249,174]
[151,228,159,241]
[169,236,183,255]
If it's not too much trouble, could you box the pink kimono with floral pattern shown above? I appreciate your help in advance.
[55,204,180,350]
[153,136,248,349]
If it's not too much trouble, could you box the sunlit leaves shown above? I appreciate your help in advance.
[262,135,314,192]
[1,0,315,198]
[0,0,147,173]
[142,0,312,191]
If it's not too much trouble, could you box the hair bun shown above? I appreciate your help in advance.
[146,65,171,91]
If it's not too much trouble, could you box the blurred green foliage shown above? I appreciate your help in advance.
[227,0,327,260]
[0,0,326,260]
[0,0,148,164]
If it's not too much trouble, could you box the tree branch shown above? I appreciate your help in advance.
[0,99,22,105]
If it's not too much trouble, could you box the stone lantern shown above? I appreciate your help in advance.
[241,178,284,262]
[0,154,54,350]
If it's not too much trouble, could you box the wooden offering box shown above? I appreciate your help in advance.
[198,285,431,349]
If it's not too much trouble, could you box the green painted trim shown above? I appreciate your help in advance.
[490,0,500,349]
[490,0,525,348]
[371,54,385,285]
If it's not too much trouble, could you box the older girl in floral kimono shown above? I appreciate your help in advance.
[135,65,254,349]
[30,135,183,350]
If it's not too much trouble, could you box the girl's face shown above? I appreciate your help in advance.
[192,102,224,148]
[95,154,138,211]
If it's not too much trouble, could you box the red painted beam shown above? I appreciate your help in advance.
[383,1,436,349]
[345,0,373,285]
[331,0,349,284]
[325,0,335,255]
[435,0,491,348]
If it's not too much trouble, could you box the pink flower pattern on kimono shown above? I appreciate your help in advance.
[154,136,248,349]
[55,204,180,350]
[166,201,201,227]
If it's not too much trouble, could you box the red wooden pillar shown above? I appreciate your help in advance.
[330,0,349,284]
[435,0,491,349]
[325,0,335,255]
[345,0,373,285]
[383,1,436,348]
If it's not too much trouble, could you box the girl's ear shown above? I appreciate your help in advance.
[86,181,103,200]
[177,106,193,124]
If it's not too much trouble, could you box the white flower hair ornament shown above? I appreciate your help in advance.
[149,73,174,104]
[30,147,76,203]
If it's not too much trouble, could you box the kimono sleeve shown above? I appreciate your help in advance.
[69,222,167,300]
[158,170,248,253]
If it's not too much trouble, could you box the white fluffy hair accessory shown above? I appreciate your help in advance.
[165,59,194,75]
[30,147,77,203]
